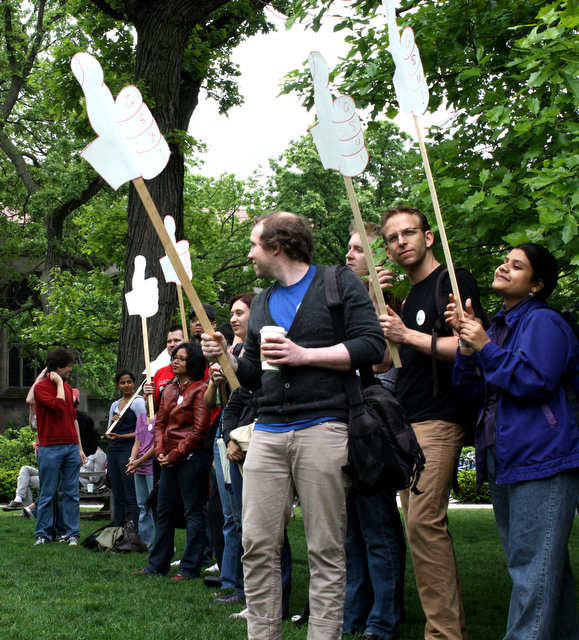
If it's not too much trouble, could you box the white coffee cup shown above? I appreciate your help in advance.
[87,483,94,493]
[260,326,287,371]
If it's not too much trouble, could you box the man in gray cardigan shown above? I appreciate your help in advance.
[202,212,385,640]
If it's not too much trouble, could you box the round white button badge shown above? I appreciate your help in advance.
[416,310,426,326]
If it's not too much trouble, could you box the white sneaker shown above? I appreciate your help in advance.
[230,608,248,620]
[205,563,219,574]
[67,537,78,546]
[34,537,46,545]
[23,506,34,519]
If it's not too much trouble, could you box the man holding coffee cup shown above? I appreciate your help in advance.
[201,212,385,640]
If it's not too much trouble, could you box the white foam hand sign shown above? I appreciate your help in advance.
[71,52,171,190]
[145,348,172,377]
[384,0,429,116]
[308,51,369,178]
[159,215,192,285]
[125,255,159,318]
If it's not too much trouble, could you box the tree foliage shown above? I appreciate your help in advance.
[265,120,416,265]
[0,0,282,394]
[285,0,579,311]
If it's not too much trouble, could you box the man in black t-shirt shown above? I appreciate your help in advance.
[379,206,484,640]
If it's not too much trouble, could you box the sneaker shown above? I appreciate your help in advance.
[230,607,248,619]
[3,500,24,511]
[23,506,34,519]
[67,537,78,546]
[205,563,219,574]
[34,537,47,545]
[215,594,246,605]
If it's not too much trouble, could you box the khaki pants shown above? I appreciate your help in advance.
[400,420,467,640]
[242,421,349,640]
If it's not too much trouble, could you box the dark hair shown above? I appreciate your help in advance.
[115,369,135,385]
[514,243,559,301]
[228,292,257,312]
[217,322,235,346]
[171,342,207,381]
[348,219,382,239]
[168,324,183,335]
[189,303,216,323]
[46,347,75,372]
[382,206,431,232]
[254,212,313,264]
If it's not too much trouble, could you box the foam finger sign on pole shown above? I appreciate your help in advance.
[307,51,401,368]
[383,0,463,317]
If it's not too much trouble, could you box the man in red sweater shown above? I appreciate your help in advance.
[33,347,85,545]
[144,324,184,409]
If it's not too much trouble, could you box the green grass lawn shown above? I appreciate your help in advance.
[1,507,578,639]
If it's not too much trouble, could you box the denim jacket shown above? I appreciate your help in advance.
[453,299,579,484]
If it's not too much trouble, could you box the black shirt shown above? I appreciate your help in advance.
[397,264,484,424]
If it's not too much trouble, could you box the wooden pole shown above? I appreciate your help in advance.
[142,316,156,418]
[106,380,145,434]
[413,115,464,318]
[344,177,402,369]
[132,177,240,390]
[177,284,189,342]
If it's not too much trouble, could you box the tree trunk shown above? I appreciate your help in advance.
[116,0,228,377]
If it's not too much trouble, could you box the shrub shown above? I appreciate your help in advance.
[451,469,492,504]
[0,426,37,501]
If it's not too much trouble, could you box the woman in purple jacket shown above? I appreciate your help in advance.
[447,243,579,640]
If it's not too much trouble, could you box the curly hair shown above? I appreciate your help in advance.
[254,212,313,264]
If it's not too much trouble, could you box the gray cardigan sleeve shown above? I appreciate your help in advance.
[336,265,386,368]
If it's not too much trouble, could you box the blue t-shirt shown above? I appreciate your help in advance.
[268,265,316,332]
[257,265,337,433]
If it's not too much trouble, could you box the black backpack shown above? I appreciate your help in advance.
[325,265,426,497]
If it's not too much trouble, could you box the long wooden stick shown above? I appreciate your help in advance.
[132,177,240,390]
[413,115,464,318]
[344,177,402,369]
[141,316,156,418]
[177,284,189,342]
[106,380,145,434]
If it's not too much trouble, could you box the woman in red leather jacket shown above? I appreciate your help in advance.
[132,341,211,580]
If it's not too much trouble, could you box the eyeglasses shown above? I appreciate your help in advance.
[172,356,187,362]
[385,227,422,246]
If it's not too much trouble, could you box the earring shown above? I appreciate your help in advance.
[529,291,535,298]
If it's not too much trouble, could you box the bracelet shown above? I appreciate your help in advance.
[128,457,135,462]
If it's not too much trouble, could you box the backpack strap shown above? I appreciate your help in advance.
[324,266,374,412]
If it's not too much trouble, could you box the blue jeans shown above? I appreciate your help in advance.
[344,490,405,639]
[145,449,209,577]
[213,439,241,589]
[487,447,579,640]
[35,444,81,541]
[107,447,139,529]
[134,473,155,550]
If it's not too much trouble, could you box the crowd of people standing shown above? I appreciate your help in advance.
[10,208,579,640]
